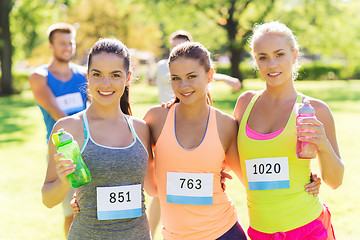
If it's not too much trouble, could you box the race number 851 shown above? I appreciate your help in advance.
[109,191,131,203]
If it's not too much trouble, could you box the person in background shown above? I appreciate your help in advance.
[41,38,157,239]
[156,30,242,103]
[234,21,344,239]
[29,22,87,236]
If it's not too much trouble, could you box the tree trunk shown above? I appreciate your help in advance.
[0,0,14,95]
[229,44,243,82]
[225,0,243,83]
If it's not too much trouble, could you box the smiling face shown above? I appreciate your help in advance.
[253,33,298,88]
[50,32,75,63]
[87,52,130,106]
[169,57,213,105]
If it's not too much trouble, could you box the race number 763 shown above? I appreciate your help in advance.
[179,178,202,190]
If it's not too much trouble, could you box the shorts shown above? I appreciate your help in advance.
[217,221,247,240]
[61,187,75,217]
[248,205,335,240]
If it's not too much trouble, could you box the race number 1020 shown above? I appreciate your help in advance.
[252,163,281,175]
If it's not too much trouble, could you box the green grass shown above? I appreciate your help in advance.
[0,80,359,239]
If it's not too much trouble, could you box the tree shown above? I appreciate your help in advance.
[143,0,276,83]
[212,0,276,82]
[0,0,14,95]
[65,0,163,62]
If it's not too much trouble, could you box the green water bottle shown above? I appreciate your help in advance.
[52,129,91,188]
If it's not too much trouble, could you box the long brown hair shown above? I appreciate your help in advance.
[87,38,132,115]
[168,42,213,106]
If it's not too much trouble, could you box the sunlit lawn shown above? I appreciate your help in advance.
[0,79,359,239]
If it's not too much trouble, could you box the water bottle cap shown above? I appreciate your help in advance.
[52,129,73,147]
[298,100,315,114]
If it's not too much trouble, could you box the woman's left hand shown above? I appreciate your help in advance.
[220,171,233,191]
[305,172,321,196]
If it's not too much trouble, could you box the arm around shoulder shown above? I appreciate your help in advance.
[131,117,158,197]
[143,106,169,145]
[216,110,244,184]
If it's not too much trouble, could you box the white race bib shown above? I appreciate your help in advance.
[245,157,290,191]
[166,172,213,205]
[96,184,142,220]
[56,92,84,114]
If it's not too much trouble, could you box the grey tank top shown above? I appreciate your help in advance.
[68,112,151,240]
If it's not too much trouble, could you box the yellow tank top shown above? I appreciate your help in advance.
[237,92,323,233]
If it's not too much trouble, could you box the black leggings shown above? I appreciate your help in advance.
[216,221,247,240]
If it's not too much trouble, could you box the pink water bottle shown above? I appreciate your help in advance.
[296,101,317,159]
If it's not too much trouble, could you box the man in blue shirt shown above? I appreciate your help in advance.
[29,22,87,236]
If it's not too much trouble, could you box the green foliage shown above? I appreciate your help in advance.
[10,0,68,61]
[297,63,342,81]
[271,0,360,76]
[216,64,258,80]
[217,61,360,81]
[65,0,163,59]
[138,0,228,57]
[6,0,360,86]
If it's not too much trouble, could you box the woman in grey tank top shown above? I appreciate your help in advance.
[41,38,157,239]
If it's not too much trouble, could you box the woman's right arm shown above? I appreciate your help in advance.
[41,118,79,208]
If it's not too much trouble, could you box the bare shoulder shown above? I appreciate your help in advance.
[127,115,151,147]
[233,90,258,122]
[303,96,333,118]
[29,69,47,84]
[214,108,236,125]
[214,108,238,136]
[128,115,148,133]
[52,112,84,138]
[302,96,335,128]
[236,90,257,105]
[143,105,170,143]
[143,105,169,126]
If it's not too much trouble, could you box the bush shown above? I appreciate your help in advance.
[297,64,342,80]
[216,62,356,81]
[216,65,258,80]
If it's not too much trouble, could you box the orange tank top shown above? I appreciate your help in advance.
[154,104,238,240]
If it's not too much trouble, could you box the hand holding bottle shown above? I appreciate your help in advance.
[296,116,330,152]
[296,101,333,158]
[296,101,317,159]
[53,152,76,185]
[52,129,92,188]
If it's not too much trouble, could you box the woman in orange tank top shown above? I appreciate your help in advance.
[144,42,247,240]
